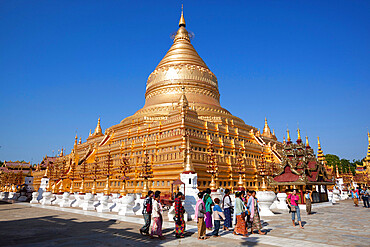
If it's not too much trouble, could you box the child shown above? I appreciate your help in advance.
[212,198,225,237]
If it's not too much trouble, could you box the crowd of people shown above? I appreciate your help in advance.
[134,186,370,240]
[139,188,270,241]
[351,186,370,208]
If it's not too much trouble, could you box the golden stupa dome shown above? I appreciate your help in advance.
[125,8,245,125]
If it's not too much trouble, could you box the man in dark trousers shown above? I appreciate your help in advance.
[140,190,154,235]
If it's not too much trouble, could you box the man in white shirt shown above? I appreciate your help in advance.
[222,189,233,230]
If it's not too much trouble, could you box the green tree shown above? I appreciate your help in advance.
[325,154,340,173]
[340,159,350,173]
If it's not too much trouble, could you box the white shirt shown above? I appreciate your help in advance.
[152,199,163,218]
[223,195,232,209]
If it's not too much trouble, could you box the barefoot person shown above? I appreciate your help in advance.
[212,198,225,237]
[287,189,304,229]
[203,188,214,230]
[174,192,185,238]
[140,190,154,236]
[222,189,233,231]
[195,192,207,240]
[233,192,248,237]
[150,193,165,240]
[305,190,313,215]
[247,191,266,235]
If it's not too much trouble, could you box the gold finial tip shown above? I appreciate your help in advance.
[179,4,186,27]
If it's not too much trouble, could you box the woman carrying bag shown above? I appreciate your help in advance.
[233,192,248,237]
[287,189,304,229]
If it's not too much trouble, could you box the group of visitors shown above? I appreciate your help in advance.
[140,190,187,239]
[233,190,265,237]
[140,190,166,240]
[352,187,370,208]
[195,188,225,239]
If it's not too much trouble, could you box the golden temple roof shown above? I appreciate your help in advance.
[127,6,245,124]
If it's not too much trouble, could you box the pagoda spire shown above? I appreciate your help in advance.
[79,137,82,144]
[286,129,291,143]
[94,117,103,136]
[183,135,195,173]
[179,4,186,27]
[317,136,325,162]
[262,118,272,138]
[74,134,78,146]
[305,136,310,148]
[297,128,302,143]
[366,132,370,161]
[178,86,189,110]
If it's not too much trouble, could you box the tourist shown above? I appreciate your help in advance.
[287,189,304,229]
[352,188,359,207]
[305,190,313,215]
[195,192,207,240]
[365,187,370,208]
[140,190,154,236]
[245,190,252,227]
[233,192,248,237]
[212,198,225,237]
[203,188,214,230]
[360,187,369,208]
[247,191,266,235]
[222,189,233,231]
[150,193,165,240]
[174,192,185,238]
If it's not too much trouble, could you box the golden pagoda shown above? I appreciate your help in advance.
[32,8,283,194]
[354,132,370,186]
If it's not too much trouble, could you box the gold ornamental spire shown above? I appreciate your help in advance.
[74,134,78,146]
[178,86,189,109]
[179,4,186,27]
[89,129,92,137]
[262,118,272,138]
[287,129,291,142]
[305,136,310,148]
[79,137,82,144]
[297,128,301,141]
[94,118,103,136]
[183,135,195,173]
[366,132,370,161]
[317,136,325,162]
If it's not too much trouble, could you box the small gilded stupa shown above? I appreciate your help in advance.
[32,7,283,193]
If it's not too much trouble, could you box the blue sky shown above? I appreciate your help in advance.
[0,1,369,164]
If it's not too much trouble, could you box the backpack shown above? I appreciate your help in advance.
[143,197,152,214]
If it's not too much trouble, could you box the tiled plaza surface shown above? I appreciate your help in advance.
[0,199,368,247]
